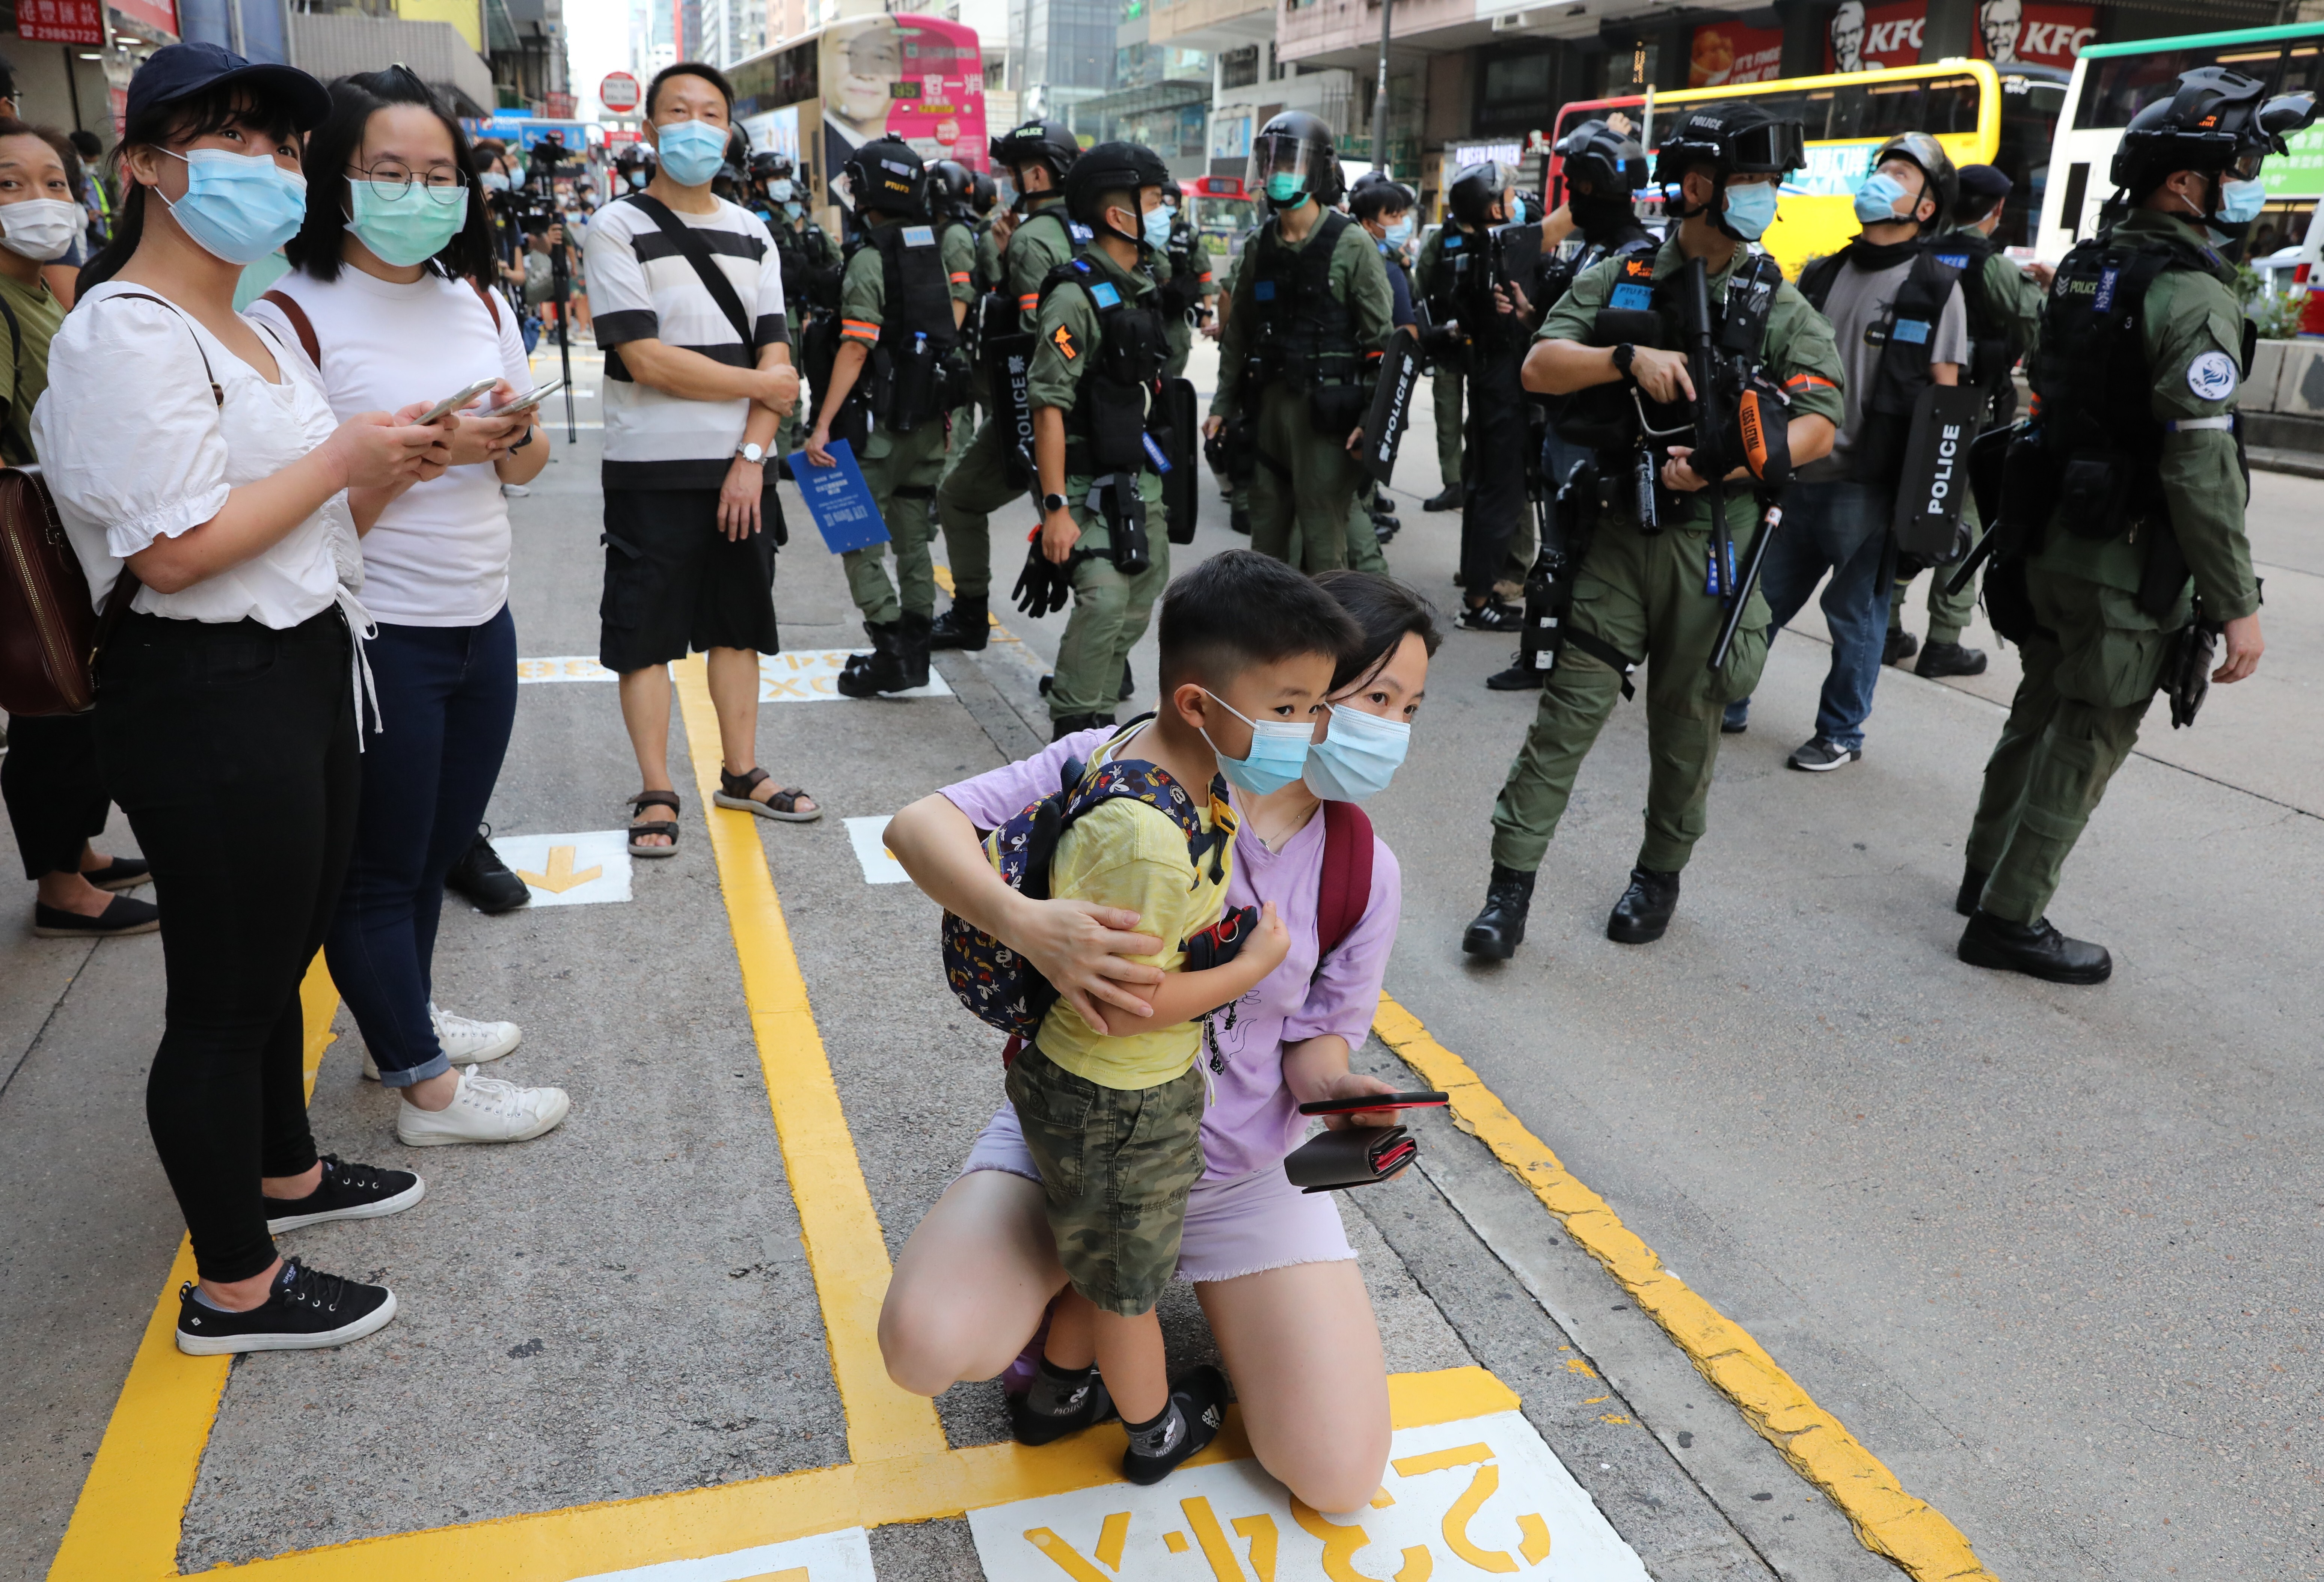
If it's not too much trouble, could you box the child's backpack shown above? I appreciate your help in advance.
[943,717,1235,1046]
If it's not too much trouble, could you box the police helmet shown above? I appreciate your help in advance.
[1651,101,1806,239]
[1066,140,1172,244]
[749,150,790,182]
[1869,131,1957,228]
[1249,110,1342,208]
[929,158,977,221]
[1448,161,1515,226]
[1163,175,1185,204]
[2111,66,2319,194]
[968,167,998,215]
[843,136,929,219]
[1554,119,1648,199]
[991,118,1080,182]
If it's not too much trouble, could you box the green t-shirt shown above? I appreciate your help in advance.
[0,270,63,464]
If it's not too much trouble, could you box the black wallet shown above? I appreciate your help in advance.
[1283,1125,1418,1194]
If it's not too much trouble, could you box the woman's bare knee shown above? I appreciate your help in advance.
[1270,1428,1392,1515]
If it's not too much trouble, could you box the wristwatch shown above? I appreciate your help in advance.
[1041,491,1069,515]
[736,441,768,465]
[1611,343,1636,376]
[508,426,534,452]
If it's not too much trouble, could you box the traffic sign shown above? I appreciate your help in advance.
[600,71,641,114]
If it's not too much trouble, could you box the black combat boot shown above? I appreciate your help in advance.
[927,596,989,651]
[1884,628,1919,666]
[1955,862,1988,919]
[1229,506,1251,535]
[1485,652,1543,691]
[1606,866,1680,944]
[1052,712,1116,743]
[835,621,910,698]
[897,611,932,690]
[1422,484,1460,512]
[1916,640,1988,678]
[1461,865,1536,960]
[1957,910,2112,984]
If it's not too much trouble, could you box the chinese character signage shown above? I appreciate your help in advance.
[1691,21,1784,86]
[16,0,104,45]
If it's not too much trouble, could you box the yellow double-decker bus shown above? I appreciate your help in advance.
[1546,59,2067,276]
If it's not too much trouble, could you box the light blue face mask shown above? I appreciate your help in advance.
[481,170,511,193]
[783,200,802,218]
[1199,691,1314,797]
[1507,194,1528,225]
[2219,176,2267,225]
[656,119,729,187]
[1264,170,1305,205]
[1722,180,1779,241]
[1142,202,1175,250]
[160,148,308,266]
[1384,214,1415,249]
[347,177,470,267]
[1853,170,1909,224]
[1303,702,1411,803]
[768,178,795,202]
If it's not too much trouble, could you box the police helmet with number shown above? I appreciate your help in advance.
[1249,110,1343,208]
[843,136,928,218]
[1065,140,1172,243]
[991,117,1081,181]
[1554,119,1649,199]
[1448,161,1514,226]
[2113,67,2318,193]
[1870,131,1957,226]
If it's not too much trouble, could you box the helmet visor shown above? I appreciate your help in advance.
[2226,145,2268,183]
[1249,131,1327,199]
[1728,120,1805,175]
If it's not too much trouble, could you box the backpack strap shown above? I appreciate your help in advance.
[1315,799,1375,964]
[0,290,24,467]
[468,275,504,331]
[258,288,321,369]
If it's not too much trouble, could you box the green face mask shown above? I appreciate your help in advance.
[348,177,471,267]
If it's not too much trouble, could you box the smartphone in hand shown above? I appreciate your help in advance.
[415,378,501,425]
[1297,1091,1449,1116]
[480,377,569,419]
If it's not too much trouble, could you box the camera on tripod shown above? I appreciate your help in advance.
[490,131,573,235]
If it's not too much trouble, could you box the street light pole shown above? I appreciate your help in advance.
[1370,0,1392,177]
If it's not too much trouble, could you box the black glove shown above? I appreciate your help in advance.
[1011,529,1072,619]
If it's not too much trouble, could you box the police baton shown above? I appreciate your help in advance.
[1709,502,1781,674]
[1679,256,1736,629]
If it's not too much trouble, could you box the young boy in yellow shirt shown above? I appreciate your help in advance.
[1004,550,1357,1481]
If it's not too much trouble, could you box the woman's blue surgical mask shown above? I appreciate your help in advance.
[656,119,729,187]
[160,148,308,265]
[2219,176,2267,225]
[1142,202,1175,250]
[1853,170,1909,224]
[1722,180,1779,241]
[481,170,511,193]
[1199,691,1314,797]
[1303,702,1411,803]
[347,177,470,267]
[1384,214,1415,249]
[1264,171,1306,205]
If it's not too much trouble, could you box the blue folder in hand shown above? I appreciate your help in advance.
[795,438,891,554]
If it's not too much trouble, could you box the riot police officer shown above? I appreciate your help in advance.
[1461,102,1845,958]
[806,138,968,696]
[1345,174,1420,574]
[1955,68,2312,983]
[760,152,841,461]
[930,118,1085,651]
[1204,111,1395,575]
[1412,204,1466,513]
[928,158,986,469]
[1151,177,1211,381]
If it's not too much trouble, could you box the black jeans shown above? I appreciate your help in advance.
[0,711,110,879]
[324,607,518,1088]
[1459,349,1531,599]
[96,609,360,1284]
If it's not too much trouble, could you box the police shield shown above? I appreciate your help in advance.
[1160,376,1200,545]
[1890,384,1987,559]
[1359,334,1424,485]
[982,325,1038,488]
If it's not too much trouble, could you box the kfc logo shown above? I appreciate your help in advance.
[1826,0,1929,72]
[1975,0,2096,71]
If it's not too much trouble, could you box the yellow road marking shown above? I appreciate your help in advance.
[1372,994,1999,1582]
[513,844,603,893]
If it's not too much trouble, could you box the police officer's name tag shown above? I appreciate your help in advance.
[1090,281,1122,308]
[902,225,935,247]
[2188,350,2238,401]
[1610,282,1653,310]
[1068,221,1094,242]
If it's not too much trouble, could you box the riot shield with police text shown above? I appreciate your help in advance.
[1359,334,1424,485]
[1890,383,1987,560]
[1161,376,1199,544]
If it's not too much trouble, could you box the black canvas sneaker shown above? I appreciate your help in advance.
[175,1259,397,1355]
[264,1155,424,1233]
[1123,1365,1229,1485]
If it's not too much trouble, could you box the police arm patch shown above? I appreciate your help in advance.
[2187,350,2238,402]
[1052,324,1078,360]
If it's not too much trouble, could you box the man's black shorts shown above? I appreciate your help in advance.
[599,488,783,674]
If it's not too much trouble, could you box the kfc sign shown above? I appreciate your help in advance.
[1973,0,2096,72]
[1826,0,1925,72]
[1691,20,1785,87]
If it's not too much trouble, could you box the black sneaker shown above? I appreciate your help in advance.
[1456,602,1523,634]
[32,894,159,938]
[1123,1364,1229,1485]
[175,1258,397,1355]
[1786,737,1862,772]
[446,826,531,914]
[1008,1365,1117,1446]
[264,1154,424,1234]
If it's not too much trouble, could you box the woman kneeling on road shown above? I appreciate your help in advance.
[879,571,1437,1511]
[251,66,568,1149]
[43,43,449,1353]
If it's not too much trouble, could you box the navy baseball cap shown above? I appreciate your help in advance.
[124,42,330,132]
[1957,164,2013,202]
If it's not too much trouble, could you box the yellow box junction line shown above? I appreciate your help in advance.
[1371,995,1998,1582]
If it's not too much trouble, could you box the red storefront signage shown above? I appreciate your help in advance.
[16,0,104,45]
[1972,1,2096,72]
[1690,20,1785,86]
[545,90,577,119]
[1825,0,1926,72]
[109,0,180,34]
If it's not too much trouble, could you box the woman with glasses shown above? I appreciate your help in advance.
[249,67,572,1151]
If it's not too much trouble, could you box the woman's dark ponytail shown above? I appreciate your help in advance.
[76,181,143,295]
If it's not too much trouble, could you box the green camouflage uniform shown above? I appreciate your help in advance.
[1210,206,1396,574]
[1414,225,1465,493]
[1028,244,1170,724]
[1490,237,1847,876]
[831,218,953,624]
[936,193,1083,601]
[1966,209,2261,924]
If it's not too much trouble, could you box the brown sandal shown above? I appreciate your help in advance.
[627,790,682,856]
[715,766,821,823]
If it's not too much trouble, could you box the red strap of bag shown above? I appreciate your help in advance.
[1316,799,1374,964]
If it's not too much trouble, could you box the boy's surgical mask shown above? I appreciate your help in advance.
[1853,170,1910,223]
[1384,214,1415,249]
[1198,691,1314,797]
[1722,180,1778,241]
[1303,702,1411,803]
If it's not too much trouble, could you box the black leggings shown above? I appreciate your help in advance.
[95,609,360,1284]
[0,711,110,879]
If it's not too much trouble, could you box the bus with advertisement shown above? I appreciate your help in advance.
[1543,59,2066,278]
[725,15,987,229]
[2033,20,2324,261]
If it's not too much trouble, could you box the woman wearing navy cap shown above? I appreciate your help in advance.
[39,44,449,1354]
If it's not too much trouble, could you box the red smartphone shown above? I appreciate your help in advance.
[1297,1091,1449,1116]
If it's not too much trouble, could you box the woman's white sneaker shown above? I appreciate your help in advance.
[395,1066,570,1147]
[361,1005,520,1080]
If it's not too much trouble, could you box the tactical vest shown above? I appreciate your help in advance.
[1539,227,1654,317]
[1249,209,1362,396]
[1039,255,1172,474]
[1927,228,2024,427]
[2026,231,2239,543]
[1799,241,1962,482]
[1012,205,1093,330]
[1549,250,1785,454]
[860,220,964,434]
[1158,223,1205,319]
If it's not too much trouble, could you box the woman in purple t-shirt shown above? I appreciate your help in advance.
[879,573,1438,1512]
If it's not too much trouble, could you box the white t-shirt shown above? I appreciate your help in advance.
[249,265,530,628]
[584,194,787,489]
[36,281,357,628]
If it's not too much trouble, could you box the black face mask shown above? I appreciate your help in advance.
[1569,192,1634,234]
